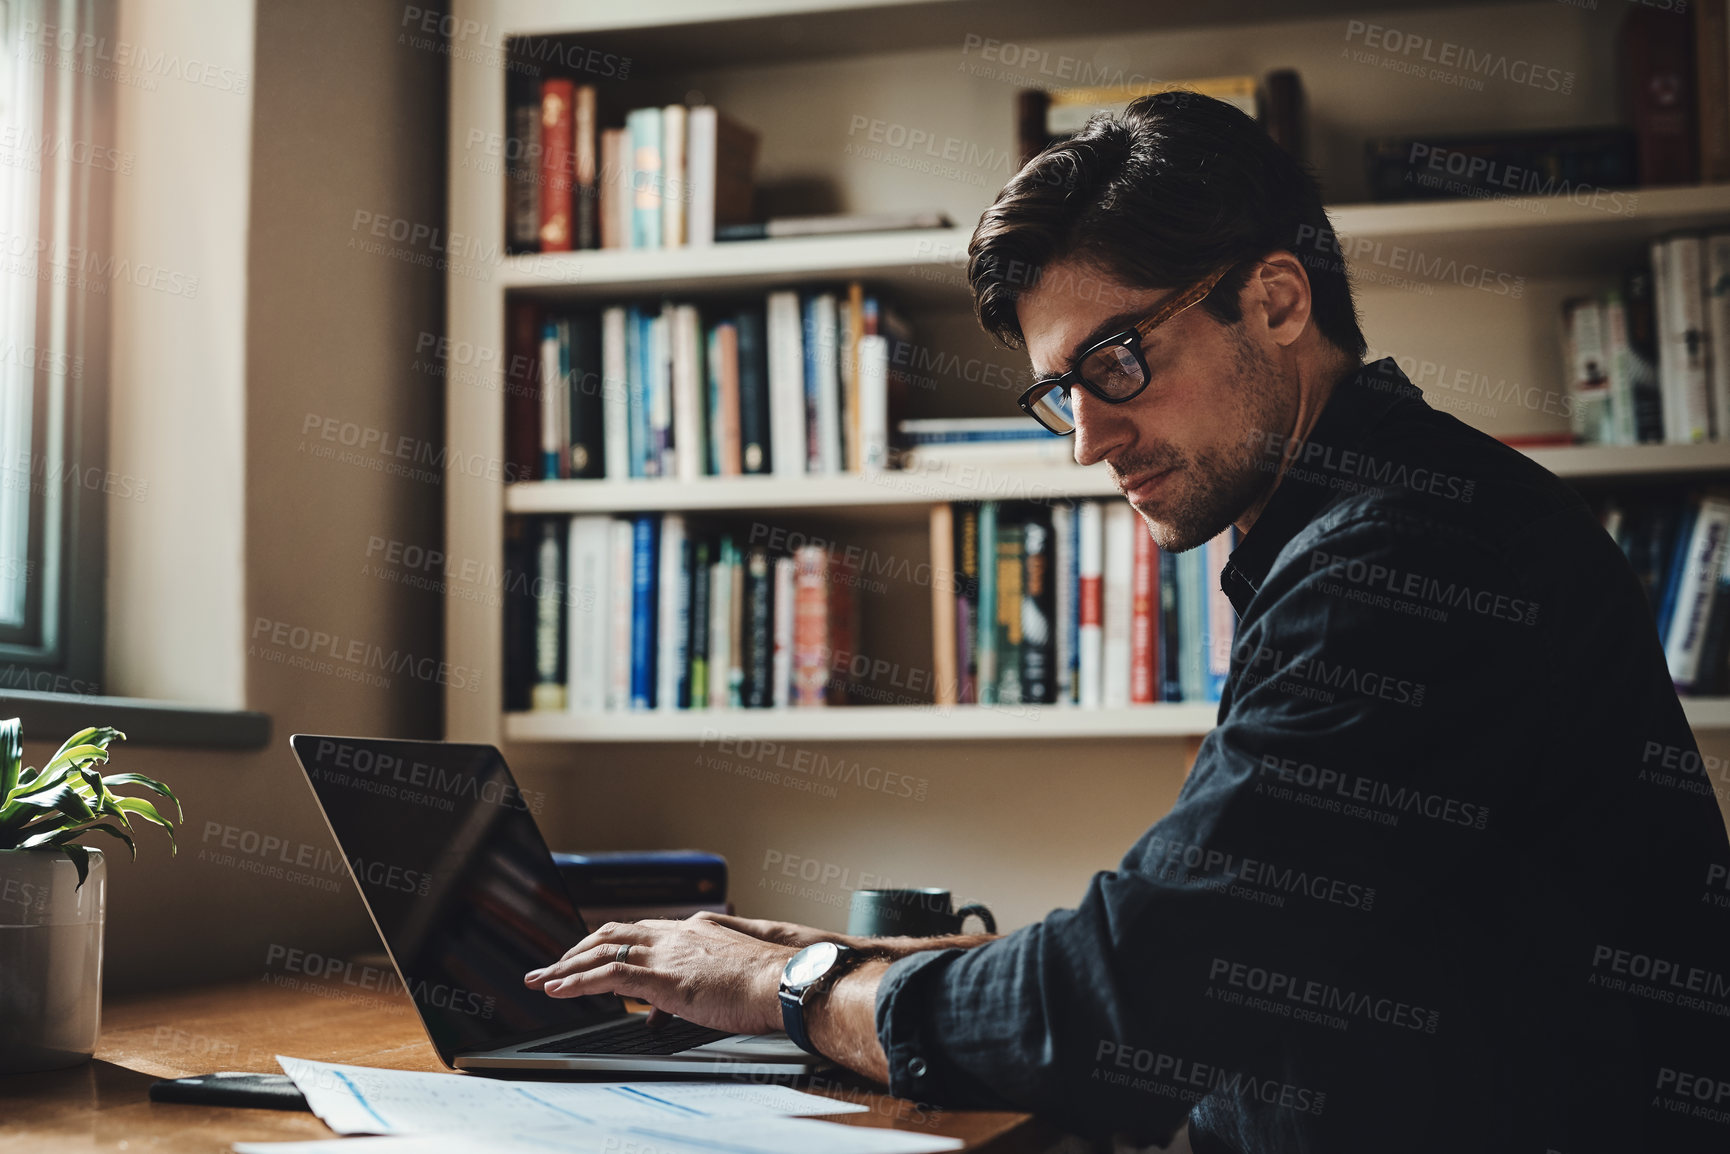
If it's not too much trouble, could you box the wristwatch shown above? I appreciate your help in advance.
[778,941,860,1056]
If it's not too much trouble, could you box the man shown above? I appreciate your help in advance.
[526,95,1730,1151]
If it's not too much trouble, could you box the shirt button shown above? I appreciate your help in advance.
[908,1057,928,1079]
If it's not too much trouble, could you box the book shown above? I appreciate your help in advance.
[897,417,1054,444]
[955,504,980,705]
[1159,549,1181,702]
[649,306,673,476]
[931,505,958,707]
[551,849,728,907]
[502,517,535,712]
[1708,234,1730,440]
[1021,507,1055,705]
[994,516,1025,705]
[1130,521,1156,704]
[1623,4,1698,185]
[661,104,687,249]
[807,293,842,474]
[539,319,567,479]
[531,517,567,711]
[1562,298,1611,444]
[716,210,950,241]
[566,516,612,712]
[1018,72,1303,165]
[626,306,649,477]
[844,282,864,471]
[858,333,890,474]
[736,308,771,475]
[1177,546,1205,703]
[767,291,806,479]
[538,79,574,252]
[1363,128,1637,205]
[670,303,706,481]
[1625,268,1667,443]
[1655,236,1712,443]
[601,307,631,480]
[1101,502,1134,707]
[1701,0,1730,184]
[1665,493,1730,689]
[607,518,635,710]
[507,91,541,251]
[709,321,742,476]
[686,107,759,247]
[656,513,689,711]
[774,554,797,708]
[598,128,627,250]
[568,312,603,477]
[741,547,775,708]
[625,107,663,249]
[1204,531,1235,702]
[709,537,736,709]
[504,299,541,482]
[573,85,597,250]
[1052,503,1076,706]
[793,546,829,706]
[976,502,999,704]
[629,515,659,709]
[896,440,1077,470]
[688,539,712,708]
[1077,501,1104,708]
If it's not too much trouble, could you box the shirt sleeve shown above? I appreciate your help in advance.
[873,502,1542,1146]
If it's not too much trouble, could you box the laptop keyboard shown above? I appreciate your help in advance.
[520,1017,735,1056]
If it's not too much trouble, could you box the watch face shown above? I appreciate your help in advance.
[783,941,841,989]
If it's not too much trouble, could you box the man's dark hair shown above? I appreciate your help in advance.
[968,93,1366,360]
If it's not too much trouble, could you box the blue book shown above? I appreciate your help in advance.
[801,294,822,474]
[1158,550,1181,702]
[625,107,661,250]
[540,320,562,480]
[1656,498,1700,642]
[630,515,660,710]
[626,307,649,478]
[903,429,1055,446]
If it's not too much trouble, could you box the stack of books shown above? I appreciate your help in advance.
[506,514,865,714]
[1602,488,1730,696]
[506,286,911,482]
[930,501,1236,708]
[552,850,729,923]
[1562,234,1730,446]
[894,417,1075,471]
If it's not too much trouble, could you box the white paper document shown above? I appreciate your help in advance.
[261,1056,965,1154]
[234,1115,964,1154]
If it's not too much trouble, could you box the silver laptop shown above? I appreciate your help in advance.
[289,734,821,1075]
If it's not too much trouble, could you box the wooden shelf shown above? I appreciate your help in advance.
[504,697,1730,743]
[1524,441,1730,479]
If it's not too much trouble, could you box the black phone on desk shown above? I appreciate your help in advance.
[148,1072,309,1111]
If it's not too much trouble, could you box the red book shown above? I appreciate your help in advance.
[538,78,575,251]
[1130,524,1156,704]
[504,298,541,482]
[1622,5,1698,185]
[793,546,830,707]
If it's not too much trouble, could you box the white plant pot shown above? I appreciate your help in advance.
[0,847,106,1073]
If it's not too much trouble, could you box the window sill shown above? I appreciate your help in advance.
[0,688,270,749]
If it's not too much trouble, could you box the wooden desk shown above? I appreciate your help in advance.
[0,979,1065,1153]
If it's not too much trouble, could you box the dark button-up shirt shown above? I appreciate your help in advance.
[875,359,1730,1152]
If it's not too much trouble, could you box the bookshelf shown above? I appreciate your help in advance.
[446,0,1730,749]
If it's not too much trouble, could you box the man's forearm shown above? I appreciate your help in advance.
[843,931,998,960]
[805,959,890,1083]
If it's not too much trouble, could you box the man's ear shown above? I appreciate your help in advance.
[1253,252,1313,350]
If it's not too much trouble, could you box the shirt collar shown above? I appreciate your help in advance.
[1222,357,1424,611]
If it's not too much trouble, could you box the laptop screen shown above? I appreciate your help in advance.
[289,734,625,1063]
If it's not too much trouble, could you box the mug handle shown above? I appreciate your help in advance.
[955,903,996,934]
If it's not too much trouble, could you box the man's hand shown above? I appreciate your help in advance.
[524,918,796,1037]
[693,910,1002,961]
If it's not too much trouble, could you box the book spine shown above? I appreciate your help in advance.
[858,334,890,474]
[686,105,717,247]
[671,304,706,481]
[829,552,859,706]
[813,294,842,473]
[507,98,542,251]
[727,540,746,706]
[1178,548,1205,702]
[627,307,648,477]
[995,516,1025,705]
[1101,503,1133,708]
[1078,501,1104,708]
[568,312,603,478]
[601,307,630,480]
[540,320,565,479]
[1130,520,1154,704]
[1159,549,1181,701]
[1053,502,1077,705]
[802,295,824,473]
[657,514,689,711]
[1626,267,1666,443]
[708,538,735,709]
[626,107,662,249]
[1623,6,1699,186]
[742,547,775,708]
[1562,298,1610,445]
[1666,495,1730,687]
[538,79,574,251]
[650,307,673,477]
[1666,236,1714,443]
[955,504,979,705]
[976,502,999,704]
[774,554,797,708]
[768,292,806,478]
[1021,508,1055,705]
[504,299,541,482]
[630,515,659,710]
[532,518,568,711]
[660,104,687,249]
[736,309,771,475]
[716,323,742,476]
[1708,234,1730,441]
[573,85,597,250]
[566,516,611,712]
[502,518,535,712]
[931,505,958,707]
[792,546,829,706]
[1204,531,1234,702]
[688,539,712,708]
[607,518,635,710]
[598,128,625,250]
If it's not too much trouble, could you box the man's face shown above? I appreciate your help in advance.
[1017,258,1294,553]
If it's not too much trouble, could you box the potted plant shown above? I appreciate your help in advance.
[0,717,180,1073]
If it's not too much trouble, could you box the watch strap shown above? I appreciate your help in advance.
[779,986,819,1055]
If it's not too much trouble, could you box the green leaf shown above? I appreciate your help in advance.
[60,843,90,889]
[42,743,110,778]
[0,717,19,800]
[47,727,122,768]
[24,820,135,859]
[7,783,96,826]
[101,772,183,822]
[115,797,176,852]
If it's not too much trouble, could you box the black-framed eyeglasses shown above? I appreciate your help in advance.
[1017,263,1235,436]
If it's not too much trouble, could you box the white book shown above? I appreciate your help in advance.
[708,555,732,710]
[1100,502,1134,708]
[1603,290,1647,446]
[651,306,674,476]
[812,294,842,474]
[1707,234,1730,441]
[671,303,705,481]
[766,291,806,479]
[601,307,630,480]
[1562,298,1610,444]
[899,441,1077,470]
[656,514,688,711]
[1657,235,1712,444]
[858,334,890,474]
[1665,494,1730,688]
[606,518,635,710]
[660,104,686,249]
[772,555,795,708]
[1078,502,1104,708]
[565,517,612,712]
[539,322,562,479]
[1052,504,1075,706]
[686,105,717,247]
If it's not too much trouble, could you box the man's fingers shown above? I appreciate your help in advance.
[527,924,652,984]
[531,942,651,989]
[545,961,650,999]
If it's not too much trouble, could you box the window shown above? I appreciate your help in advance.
[0,0,111,698]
